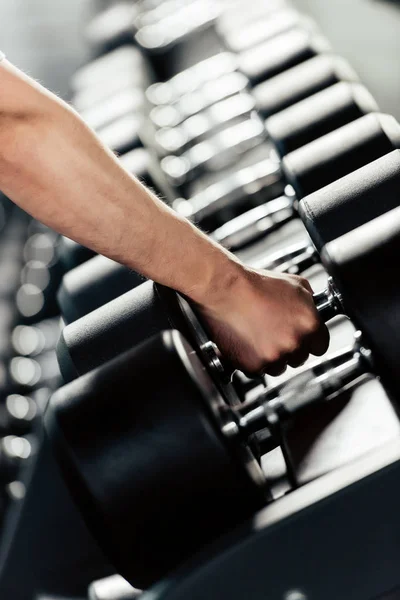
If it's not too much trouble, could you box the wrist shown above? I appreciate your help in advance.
[186,246,247,311]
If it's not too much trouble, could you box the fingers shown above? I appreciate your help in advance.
[286,347,310,369]
[309,321,330,356]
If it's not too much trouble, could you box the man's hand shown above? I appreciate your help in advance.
[197,265,330,376]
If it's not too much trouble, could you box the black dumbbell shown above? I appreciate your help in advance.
[256,149,400,275]
[134,0,290,79]
[176,111,397,236]
[153,70,364,159]
[58,255,145,324]
[46,205,400,586]
[148,26,331,131]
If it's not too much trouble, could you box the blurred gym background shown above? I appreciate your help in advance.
[0,0,399,118]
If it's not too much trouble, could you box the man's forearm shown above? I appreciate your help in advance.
[0,60,239,305]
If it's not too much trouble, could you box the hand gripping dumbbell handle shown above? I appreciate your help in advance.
[199,279,343,385]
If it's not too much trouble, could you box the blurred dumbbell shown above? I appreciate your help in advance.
[152,67,362,158]
[163,98,386,201]
[255,149,400,275]
[86,0,288,62]
[56,82,379,324]
[72,46,148,99]
[79,87,144,133]
[0,435,33,484]
[47,206,400,586]
[148,25,331,127]
[175,111,396,235]
[84,1,140,55]
[221,7,314,53]
[0,394,38,435]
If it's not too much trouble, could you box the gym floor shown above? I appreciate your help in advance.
[1,0,399,117]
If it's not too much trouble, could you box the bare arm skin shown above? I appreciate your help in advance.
[0,59,329,375]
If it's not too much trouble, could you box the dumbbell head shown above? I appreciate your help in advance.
[320,207,400,399]
[254,54,359,118]
[283,113,400,198]
[47,330,268,588]
[57,282,245,406]
[58,239,96,273]
[266,81,378,156]
[57,281,186,381]
[238,27,331,85]
[299,150,400,251]
[57,256,144,324]
[223,8,315,53]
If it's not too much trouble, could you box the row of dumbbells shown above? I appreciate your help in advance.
[0,200,68,538]
[27,1,400,599]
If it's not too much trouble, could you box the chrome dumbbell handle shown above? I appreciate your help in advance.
[147,53,238,107]
[212,195,294,251]
[173,157,282,221]
[150,71,248,129]
[252,240,318,274]
[162,115,267,186]
[313,277,344,323]
[135,0,220,52]
[155,92,256,155]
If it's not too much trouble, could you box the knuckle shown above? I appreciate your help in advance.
[304,314,321,335]
[264,349,282,364]
[282,336,300,355]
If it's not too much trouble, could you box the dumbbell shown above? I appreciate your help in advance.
[56,116,400,355]
[148,45,343,136]
[163,98,387,201]
[152,71,364,159]
[84,1,141,55]
[79,87,144,133]
[221,7,314,53]
[174,111,397,235]
[71,46,148,102]
[148,26,332,129]
[254,149,400,276]
[84,23,331,158]
[46,206,400,586]
[56,86,380,325]
[0,435,33,484]
[86,0,220,68]
[131,0,292,80]
[0,394,38,435]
